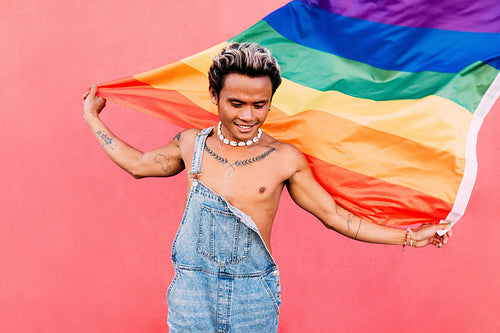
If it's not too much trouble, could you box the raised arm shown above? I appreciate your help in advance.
[285,147,451,248]
[83,86,185,178]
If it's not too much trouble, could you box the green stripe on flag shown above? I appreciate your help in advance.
[231,20,499,113]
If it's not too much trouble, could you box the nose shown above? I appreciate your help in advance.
[238,106,255,121]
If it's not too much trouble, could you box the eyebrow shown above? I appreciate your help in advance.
[228,98,269,104]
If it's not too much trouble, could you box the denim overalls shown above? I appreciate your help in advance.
[167,127,281,332]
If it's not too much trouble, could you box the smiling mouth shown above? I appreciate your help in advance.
[237,124,253,130]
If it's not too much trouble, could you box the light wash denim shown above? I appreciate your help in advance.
[167,127,281,332]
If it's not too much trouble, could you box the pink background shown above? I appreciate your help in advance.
[1,1,499,332]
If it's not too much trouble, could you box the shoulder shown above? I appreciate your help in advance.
[265,134,306,158]
[175,128,201,142]
[262,133,310,172]
[174,127,210,147]
[174,127,215,158]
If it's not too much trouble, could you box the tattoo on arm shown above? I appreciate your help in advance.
[354,217,362,240]
[347,213,363,239]
[173,132,181,142]
[154,154,171,173]
[346,213,353,231]
[96,130,116,150]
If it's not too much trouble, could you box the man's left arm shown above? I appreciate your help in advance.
[285,148,451,248]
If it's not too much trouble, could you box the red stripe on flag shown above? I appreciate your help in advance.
[97,77,219,129]
[305,154,453,226]
[98,76,151,89]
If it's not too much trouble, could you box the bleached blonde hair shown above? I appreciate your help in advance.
[208,42,282,98]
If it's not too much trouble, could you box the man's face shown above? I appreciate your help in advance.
[211,73,272,143]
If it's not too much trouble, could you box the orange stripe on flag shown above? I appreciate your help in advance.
[264,109,463,204]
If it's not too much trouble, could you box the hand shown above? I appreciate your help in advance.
[412,224,452,248]
[83,85,106,118]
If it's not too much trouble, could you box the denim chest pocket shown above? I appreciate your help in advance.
[197,204,252,266]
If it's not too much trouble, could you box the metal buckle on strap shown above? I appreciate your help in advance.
[189,172,201,179]
[197,126,214,136]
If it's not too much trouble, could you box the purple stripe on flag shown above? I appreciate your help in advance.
[298,0,500,33]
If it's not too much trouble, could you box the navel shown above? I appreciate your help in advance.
[259,187,266,193]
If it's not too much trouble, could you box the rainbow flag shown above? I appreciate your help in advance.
[96,0,500,227]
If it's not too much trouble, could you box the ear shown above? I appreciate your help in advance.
[209,88,218,105]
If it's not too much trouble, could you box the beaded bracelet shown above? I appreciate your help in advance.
[402,227,412,251]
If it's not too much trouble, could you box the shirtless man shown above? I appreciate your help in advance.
[84,43,451,332]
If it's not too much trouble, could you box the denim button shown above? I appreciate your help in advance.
[193,180,198,187]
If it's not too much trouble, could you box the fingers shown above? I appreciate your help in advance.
[433,228,452,248]
[422,224,452,248]
[411,223,452,249]
[439,224,452,247]
[82,90,90,100]
[90,85,97,98]
[82,85,102,101]
[83,85,107,117]
[442,231,450,244]
[82,85,94,100]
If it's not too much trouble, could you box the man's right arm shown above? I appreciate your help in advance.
[83,85,185,178]
[284,144,451,248]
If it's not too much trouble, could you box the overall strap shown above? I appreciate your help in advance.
[189,126,214,178]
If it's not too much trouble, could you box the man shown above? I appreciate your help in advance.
[83,43,451,332]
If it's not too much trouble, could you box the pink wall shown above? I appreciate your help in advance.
[1,1,499,332]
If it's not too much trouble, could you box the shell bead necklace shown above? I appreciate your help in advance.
[217,121,262,146]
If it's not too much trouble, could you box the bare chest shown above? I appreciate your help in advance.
[185,142,288,222]
[198,151,284,206]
